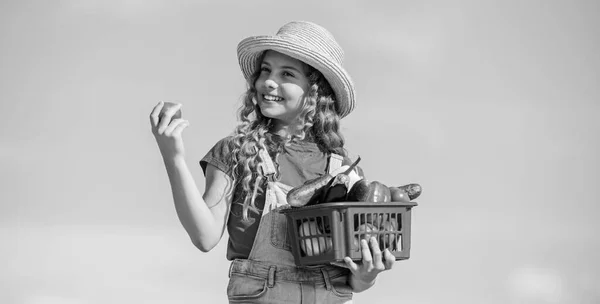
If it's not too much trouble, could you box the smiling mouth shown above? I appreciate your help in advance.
[263,94,284,102]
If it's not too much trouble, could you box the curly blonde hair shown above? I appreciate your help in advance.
[230,53,347,219]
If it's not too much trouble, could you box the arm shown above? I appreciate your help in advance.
[163,156,233,252]
[340,156,395,292]
[150,101,232,252]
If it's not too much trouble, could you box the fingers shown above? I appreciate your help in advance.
[369,237,385,271]
[149,101,165,128]
[172,120,190,137]
[151,101,189,138]
[343,257,359,273]
[383,249,395,270]
[165,118,190,137]
[157,102,183,133]
[345,239,393,280]
[360,239,373,266]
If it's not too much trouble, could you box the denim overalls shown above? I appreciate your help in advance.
[226,150,354,303]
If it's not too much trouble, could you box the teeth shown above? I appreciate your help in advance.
[263,94,283,101]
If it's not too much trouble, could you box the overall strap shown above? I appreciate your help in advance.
[258,148,277,181]
[327,153,344,174]
[257,148,292,216]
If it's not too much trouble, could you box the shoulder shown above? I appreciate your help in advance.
[200,134,237,177]
[212,135,237,153]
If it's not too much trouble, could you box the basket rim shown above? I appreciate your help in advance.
[281,201,418,213]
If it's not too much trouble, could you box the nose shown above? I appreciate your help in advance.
[264,79,278,90]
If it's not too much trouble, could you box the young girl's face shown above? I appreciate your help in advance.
[255,50,311,126]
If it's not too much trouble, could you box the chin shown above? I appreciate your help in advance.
[258,103,278,116]
[263,113,284,121]
[258,108,278,120]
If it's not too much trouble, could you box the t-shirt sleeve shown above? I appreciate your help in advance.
[199,136,236,178]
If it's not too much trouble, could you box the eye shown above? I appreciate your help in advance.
[283,71,295,78]
[260,66,270,73]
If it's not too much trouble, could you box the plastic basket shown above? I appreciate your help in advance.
[281,201,418,267]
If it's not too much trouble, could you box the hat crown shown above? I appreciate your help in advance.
[275,21,344,65]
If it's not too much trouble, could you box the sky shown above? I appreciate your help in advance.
[1,0,599,303]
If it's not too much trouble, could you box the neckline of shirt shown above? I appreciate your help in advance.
[267,132,319,149]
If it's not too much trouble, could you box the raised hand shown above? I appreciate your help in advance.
[150,101,189,159]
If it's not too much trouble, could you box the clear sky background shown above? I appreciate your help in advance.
[1,0,599,303]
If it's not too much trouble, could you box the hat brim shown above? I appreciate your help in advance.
[237,35,355,118]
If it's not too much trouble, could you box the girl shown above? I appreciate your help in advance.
[150,21,396,303]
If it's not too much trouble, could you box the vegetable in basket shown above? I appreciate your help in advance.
[287,156,361,207]
[347,179,391,203]
[379,220,401,250]
[298,220,332,256]
[389,187,410,203]
[320,156,362,203]
[287,175,335,207]
[391,183,422,201]
[352,223,379,249]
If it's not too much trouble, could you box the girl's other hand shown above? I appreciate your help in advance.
[344,236,395,286]
[150,101,189,159]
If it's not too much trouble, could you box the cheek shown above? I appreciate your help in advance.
[284,92,306,111]
[253,78,263,90]
[284,84,308,100]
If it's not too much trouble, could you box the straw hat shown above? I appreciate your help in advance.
[237,21,356,118]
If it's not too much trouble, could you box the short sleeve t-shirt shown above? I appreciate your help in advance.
[200,133,354,260]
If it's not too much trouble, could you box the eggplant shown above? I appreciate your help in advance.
[320,156,362,203]
[287,174,335,207]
